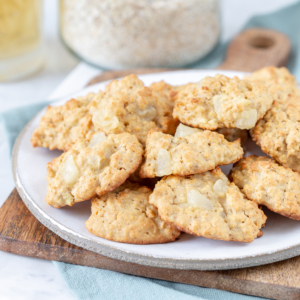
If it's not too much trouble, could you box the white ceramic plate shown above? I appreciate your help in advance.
[13,70,300,270]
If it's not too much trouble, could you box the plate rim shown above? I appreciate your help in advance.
[12,69,300,271]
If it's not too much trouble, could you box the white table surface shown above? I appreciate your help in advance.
[0,0,298,299]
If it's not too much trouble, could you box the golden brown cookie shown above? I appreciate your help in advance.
[149,168,266,243]
[85,182,181,244]
[32,75,177,150]
[173,74,273,130]
[150,80,185,107]
[31,93,98,151]
[250,95,300,172]
[229,155,300,220]
[246,66,300,103]
[46,133,143,208]
[139,127,243,178]
[91,74,177,143]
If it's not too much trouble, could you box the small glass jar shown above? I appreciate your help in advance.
[0,0,44,81]
[59,0,220,69]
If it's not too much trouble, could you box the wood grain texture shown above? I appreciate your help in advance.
[218,28,291,72]
[1,189,300,300]
[0,28,295,300]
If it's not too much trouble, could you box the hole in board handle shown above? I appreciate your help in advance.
[249,36,275,49]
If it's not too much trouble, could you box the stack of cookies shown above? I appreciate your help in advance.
[31,66,300,245]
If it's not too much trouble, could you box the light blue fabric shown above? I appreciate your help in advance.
[244,2,300,81]
[53,262,268,300]
[2,2,300,299]
[0,101,51,152]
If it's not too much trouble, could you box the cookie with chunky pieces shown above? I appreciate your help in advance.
[246,66,300,103]
[149,168,266,243]
[229,155,300,220]
[150,80,185,107]
[32,74,177,150]
[85,182,181,244]
[139,125,243,178]
[46,132,143,208]
[250,96,300,172]
[31,92,99,151]
[173,74,273,130]
[91,74,177,143]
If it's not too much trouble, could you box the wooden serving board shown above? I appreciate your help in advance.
[0,29,298,300]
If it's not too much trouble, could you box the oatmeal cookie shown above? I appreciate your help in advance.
[85,182,180,244]
[173,74,273,130]
[229,155,300,220]
[139,126,243,178]
[250,96,300,172]
[246,66,300,103]
[31,93,98,151]
[46,132,143,208]
[32,74,177,150]
[91,74,177,143]
[216,128,248,145]
[149,168,266,243]
[150,80,185,107]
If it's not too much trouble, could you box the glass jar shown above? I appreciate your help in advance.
[0,0,44,81]
[59,0,220,69]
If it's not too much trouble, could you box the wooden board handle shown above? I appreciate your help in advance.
[217,28,291,72]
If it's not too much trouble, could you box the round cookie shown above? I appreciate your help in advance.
[31,92,98,151]
[173,74,273,130]
[32,74,177,151]
[85,182,181,244]
[91,74,177,144]
[245,66,300,103]
[139,126,243,178]
[250,95,300,172]
[229,155,300,220]
[46,132,143,208]
[149,168,266,243]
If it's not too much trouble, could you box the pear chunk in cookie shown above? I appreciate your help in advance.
[173,74,273,130]
[85,182,180,244]
[32,74,176,151]
[139,124,243,178]
[149,168,267,243]
[229,155,300,220]
[46,133,143,208]
[91,74,177,143]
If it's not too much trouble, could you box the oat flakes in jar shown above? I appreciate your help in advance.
[59,0,220,69]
